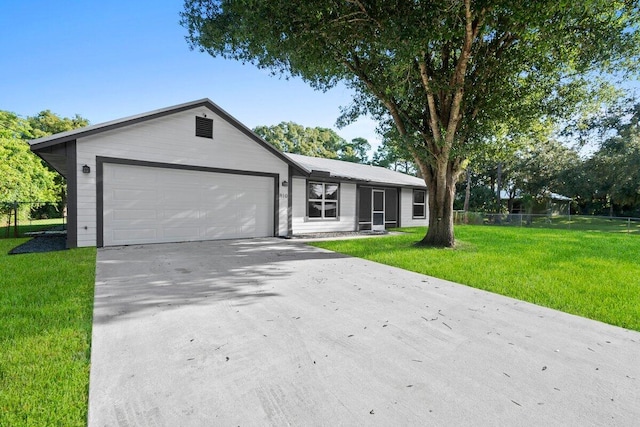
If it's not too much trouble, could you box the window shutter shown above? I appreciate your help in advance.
[195,116,213,138]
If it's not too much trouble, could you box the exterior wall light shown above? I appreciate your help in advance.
[282,180,289,187]
[82,164,91,174]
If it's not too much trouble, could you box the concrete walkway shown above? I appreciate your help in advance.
[89,238,640,426]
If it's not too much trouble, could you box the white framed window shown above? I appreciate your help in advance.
[413,189,426,218]
[307,181,339,219]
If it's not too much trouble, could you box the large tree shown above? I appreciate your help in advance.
[0,111,58,205]
[339,136,371,164]
[371,131,417,175]
[253,121,371,163]
[0,110,89,216]
[182,0,639,246]
[583,103,640,216]
[254,121,344,158]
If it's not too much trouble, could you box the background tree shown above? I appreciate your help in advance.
[457,124,582,215]
[338,137,370,164]
[253,121,371,163]
[27,110,89,138]
[1,111,58,233]
[453,169,497,212]
[0,111,58,205]
[371,129,418,175]
[0,110,89,227]
[28,110,90,217]
[511,139,581,199]
[253,121,342,158]
[182,0,639,247]
[581,103,640,216]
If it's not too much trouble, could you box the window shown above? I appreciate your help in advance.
[413,189,426,218]
[195,116,213,138]
[307,182,339,219]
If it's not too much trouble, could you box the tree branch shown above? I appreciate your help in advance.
[417,57,443,142]
[445,1,485,146]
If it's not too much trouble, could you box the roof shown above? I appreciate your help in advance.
[500,189,571,201]
[28,98,307,176]
[547,192,572,201]
[29,99,210,149]
[27,98,425,188]
[285,153,425,188]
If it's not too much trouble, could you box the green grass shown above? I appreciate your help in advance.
[311,226,640,332]
[532,215,640,233]
[1,218,66,239]
[0,239,96,427]
[463,214,640,234]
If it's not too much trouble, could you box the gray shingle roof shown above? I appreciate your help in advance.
[285,153,425,188]
[27,97,425,189]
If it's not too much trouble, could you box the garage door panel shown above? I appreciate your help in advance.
[110,168,158,185]
[113,209,158,220]
[113,188,157,202]
[203,227,240,239]
[161,191,201,204]
[103,164,274,246]
[113,228,157,242]
[161,209,200,220]
[162,227,201,239]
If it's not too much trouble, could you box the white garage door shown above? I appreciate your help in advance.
[103,163,274,246]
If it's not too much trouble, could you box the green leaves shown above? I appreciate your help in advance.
[253,121,343,158]
[0,110,89,206]
[182,0,640,245]
[253,121,371,163]
[0,115,57,204]
[586,104,640,210]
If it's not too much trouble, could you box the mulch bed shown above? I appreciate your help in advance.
[8,236,67,255]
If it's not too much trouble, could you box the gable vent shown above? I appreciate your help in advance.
[195,116,213,139]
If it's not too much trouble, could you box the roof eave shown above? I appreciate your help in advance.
[299,173,426,188]
[28,98,310,175]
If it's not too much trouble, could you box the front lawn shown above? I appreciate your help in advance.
[311,226,640,332]
[0,239,96,426]
[1,218,66,238]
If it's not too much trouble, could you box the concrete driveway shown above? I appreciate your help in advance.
[89,238,640,426]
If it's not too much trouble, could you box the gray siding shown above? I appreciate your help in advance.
[291,178,357,234]
[400,188,429,228]
[75,107,289,247]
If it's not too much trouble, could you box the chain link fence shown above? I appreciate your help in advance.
[1,202,66,238]
[453,211,640,234]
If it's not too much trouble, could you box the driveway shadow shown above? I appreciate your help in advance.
[93,238,348,325]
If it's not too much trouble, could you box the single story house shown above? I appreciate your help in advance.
[29,99,428,248]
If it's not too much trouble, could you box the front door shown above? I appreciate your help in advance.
[372,190,385,231]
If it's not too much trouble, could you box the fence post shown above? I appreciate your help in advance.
[628,217,631,234]
[13,205,18,238]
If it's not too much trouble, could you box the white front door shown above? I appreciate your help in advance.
[372,189,385,231]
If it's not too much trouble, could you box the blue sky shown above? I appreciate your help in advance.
[1,1,381,148]
[3,2,638,155]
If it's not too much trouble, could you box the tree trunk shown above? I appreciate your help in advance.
[609,200,614,218]
[495,162,502,213]
[4,211,10,238]
[418,166,457,247]
[13,206,18,238]
[463,169,471,224]
[463,169,471,212]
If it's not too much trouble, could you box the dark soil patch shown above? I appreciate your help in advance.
[9,236,67,255]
